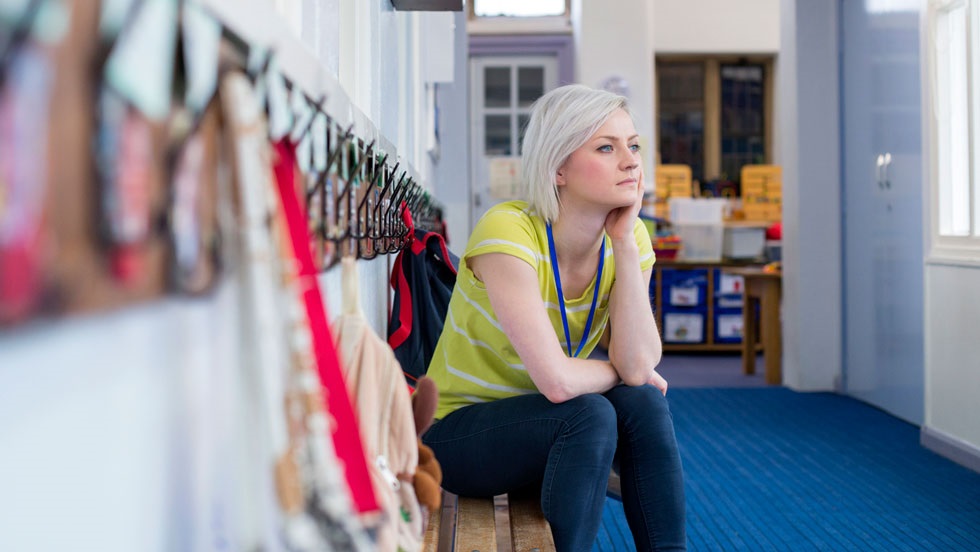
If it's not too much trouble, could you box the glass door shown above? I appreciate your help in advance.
[469,56,558,229]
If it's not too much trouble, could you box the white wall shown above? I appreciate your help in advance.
[0,284,254,551]
[574,0,657,181]
[923,264,980,465]
[924,265,980,444]
[0,1,447,549]
[776,0,842,391]
[654,0,781,53]
[430,11,471,250]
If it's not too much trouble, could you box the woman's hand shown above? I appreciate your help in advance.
[604,168,645,242]
[647,370,668,396]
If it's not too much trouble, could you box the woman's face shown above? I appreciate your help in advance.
[556,109,641,212]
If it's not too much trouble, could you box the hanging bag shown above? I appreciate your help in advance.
[387,227,458,386]
[335,257,424,551]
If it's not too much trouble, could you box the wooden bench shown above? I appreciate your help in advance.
[423,491,556,552]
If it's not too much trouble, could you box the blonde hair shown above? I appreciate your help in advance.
[521,84,632,223]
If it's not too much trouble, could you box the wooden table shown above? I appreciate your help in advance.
[723,267,783,385]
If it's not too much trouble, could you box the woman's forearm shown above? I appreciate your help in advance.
[606,239,662,385]
[538,357,622,403]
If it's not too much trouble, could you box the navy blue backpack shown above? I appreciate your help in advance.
[388,228,459,386]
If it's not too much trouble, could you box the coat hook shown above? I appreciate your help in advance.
[324,124,355,176]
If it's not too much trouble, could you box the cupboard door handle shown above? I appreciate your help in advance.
[882,152,892,189]
[875,154,885,189]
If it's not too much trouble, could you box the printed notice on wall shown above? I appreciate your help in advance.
[489,157,522,199]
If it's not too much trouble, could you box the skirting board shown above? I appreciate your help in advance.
[921,426,980,474]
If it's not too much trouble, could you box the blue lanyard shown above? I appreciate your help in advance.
[546,223,605,358]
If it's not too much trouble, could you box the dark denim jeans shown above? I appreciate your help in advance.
[422,384,687,552]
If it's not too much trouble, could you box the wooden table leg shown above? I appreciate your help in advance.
[726,268,782,384]
[742,294,757,375]
[759,281,782,385]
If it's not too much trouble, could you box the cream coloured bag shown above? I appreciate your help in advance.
[334,257,423,551]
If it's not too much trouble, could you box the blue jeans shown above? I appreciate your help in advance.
[422,385,687,552]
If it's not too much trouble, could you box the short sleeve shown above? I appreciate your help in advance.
[463,203,542,270]
[634,218,655,271]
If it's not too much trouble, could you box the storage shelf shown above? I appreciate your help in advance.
[663,343,761,353]
[653,260,763,353]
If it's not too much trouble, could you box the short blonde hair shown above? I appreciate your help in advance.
[521,84,632,223]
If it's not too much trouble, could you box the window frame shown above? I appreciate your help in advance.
[926,0,980,265]
[655,54,775,186]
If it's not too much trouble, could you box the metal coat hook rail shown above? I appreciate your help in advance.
[212,13,445,267]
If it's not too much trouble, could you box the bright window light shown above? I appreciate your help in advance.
[474,0,565,17]
[936,3,971,236]
[865,0,919,13]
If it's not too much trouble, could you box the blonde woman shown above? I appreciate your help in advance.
[423,84,686,551]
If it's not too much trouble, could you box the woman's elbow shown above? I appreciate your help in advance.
[538,381,573,403]
[620,370,649,387]
[618,353,662,387]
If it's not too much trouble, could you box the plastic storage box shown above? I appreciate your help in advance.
[722,224,766,259]
[673,223,724,261]
[669,198,725,261]
[668,197,727,223]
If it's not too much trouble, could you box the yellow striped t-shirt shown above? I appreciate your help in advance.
[427,200,655,420]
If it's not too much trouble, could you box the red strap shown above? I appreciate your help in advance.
[387,249,413,350]
[272,140,378,514]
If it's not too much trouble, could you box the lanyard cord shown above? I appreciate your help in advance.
[546,223,605,358]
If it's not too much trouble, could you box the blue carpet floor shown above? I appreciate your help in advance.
[595,388,980,551]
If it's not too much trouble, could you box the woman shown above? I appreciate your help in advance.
[422,84,686,551]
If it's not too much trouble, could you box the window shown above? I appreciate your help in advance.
[656,56,773,190]
[472,58,555,156]
[928,0,980,258]
[657,63,705,182]
[467,0,571,34]
[472,0,567,18]
[720,65,766,184]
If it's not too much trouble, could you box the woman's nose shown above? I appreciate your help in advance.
[621,154,639,172]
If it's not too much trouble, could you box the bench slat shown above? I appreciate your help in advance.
[507,494,555,552]
[454,496,497,552]
[422,498,443,552]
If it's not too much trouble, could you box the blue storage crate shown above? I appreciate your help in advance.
[713,268,745,308]
[714,307,744,343]
[662,306,706,344]
[662,269,708,308]
[714,268,745,294]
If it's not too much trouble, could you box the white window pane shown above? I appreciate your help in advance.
[517,66,544,107]
[474,0,565,17]
[485,115,512,155]
[936,5,971,236]
[484,67,511,108]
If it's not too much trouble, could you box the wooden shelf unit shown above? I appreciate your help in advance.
[652,259,763,353]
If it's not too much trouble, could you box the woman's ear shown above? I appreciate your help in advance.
[555,167,566,186]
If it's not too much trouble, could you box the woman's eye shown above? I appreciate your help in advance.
[629,144,641,152]
[597,145,613,152]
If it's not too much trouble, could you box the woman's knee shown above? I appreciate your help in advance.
[608,384,672,419]
[564,393,617,429]
[557,394,618,452]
